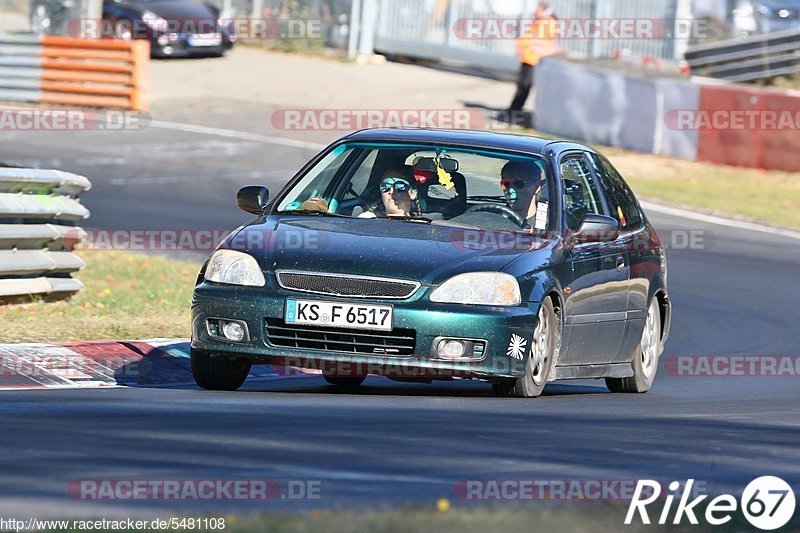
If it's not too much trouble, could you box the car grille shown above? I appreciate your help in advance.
[275,270,420,299]
[265,319,416,356]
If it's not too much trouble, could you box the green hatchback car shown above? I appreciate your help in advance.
[191,129,671,397]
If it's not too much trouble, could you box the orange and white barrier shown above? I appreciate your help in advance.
[0,34,149,111]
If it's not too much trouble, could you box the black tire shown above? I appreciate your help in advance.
[493,298,558,398]
[191,348,251,391]
[606,299,662,393]
[323,375,366,390]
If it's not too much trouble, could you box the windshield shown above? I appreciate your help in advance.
[275,142,553,232]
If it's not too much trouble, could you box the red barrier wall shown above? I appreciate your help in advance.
[696,84,800,172]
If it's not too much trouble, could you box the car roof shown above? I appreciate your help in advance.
[343,128,594,156]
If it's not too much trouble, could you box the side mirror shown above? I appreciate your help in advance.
[574,214,619,243]
[236,186,269,215]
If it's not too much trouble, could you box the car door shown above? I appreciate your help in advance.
[558,153,629,365]
[590,154,650,363]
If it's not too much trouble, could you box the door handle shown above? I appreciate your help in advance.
[616,256,625,271]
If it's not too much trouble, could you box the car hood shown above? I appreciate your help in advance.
[121,0,216,20]
[226,216,544,286]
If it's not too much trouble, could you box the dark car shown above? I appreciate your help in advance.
[190,129,671,398]
[29,0,235,58]
[729,0,800,35]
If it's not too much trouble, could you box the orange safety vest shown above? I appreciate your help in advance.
[516,16,559,66]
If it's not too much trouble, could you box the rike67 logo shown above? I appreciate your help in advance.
[626,477,795,530]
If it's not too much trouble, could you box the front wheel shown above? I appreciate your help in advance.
[191,348,251,391]
[493,298,557,398]
[606,299,661,393]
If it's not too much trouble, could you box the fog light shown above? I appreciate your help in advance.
[438,339,466,359]
[157,34,169,46]
[221,320,246,342]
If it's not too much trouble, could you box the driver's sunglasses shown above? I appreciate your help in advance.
[380,178,412,193]
[501,178,537,191]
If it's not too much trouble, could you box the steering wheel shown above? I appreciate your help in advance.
[463,203,525,227]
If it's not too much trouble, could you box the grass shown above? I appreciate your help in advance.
[215,503,800,533]
[0,250,199,344]
[758,73,800,91]
[602,147,800,228]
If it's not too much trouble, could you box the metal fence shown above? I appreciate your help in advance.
[374,0,690,71]
[0,167,90,301]
[685,28,800,83]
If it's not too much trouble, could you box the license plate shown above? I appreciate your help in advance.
[285,299,393,331]
[188,33,222,47]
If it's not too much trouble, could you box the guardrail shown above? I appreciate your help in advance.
[0,34,149,111]
[685,28,800,83]
[0,167,91,301]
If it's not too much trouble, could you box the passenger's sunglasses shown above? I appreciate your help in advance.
[501,178,540,191]
[380,178,412,193]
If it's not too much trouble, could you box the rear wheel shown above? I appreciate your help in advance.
[606,299,661,393]
[191,348,251,391]
[493,298,557,398]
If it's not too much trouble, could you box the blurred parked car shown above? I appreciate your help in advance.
[29,0,236,57]
[730,0,800,36]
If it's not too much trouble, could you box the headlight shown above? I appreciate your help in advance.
[430,272,521,306]
[142,10,168,32]
[204,250,265,287]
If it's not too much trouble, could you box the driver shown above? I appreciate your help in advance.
[363,166,422,218]
[500,160,544,226]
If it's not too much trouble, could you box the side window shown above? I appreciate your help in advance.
[560,155,606,230]
[591,155,643,231]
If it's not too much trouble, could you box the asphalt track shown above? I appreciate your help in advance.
[1,114,799,518]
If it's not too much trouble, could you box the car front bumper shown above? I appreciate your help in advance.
[150,34,235,58]
[191,282,540,379]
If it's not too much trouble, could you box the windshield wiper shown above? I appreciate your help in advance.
[279,209,348,218]
[381,215,434,224]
